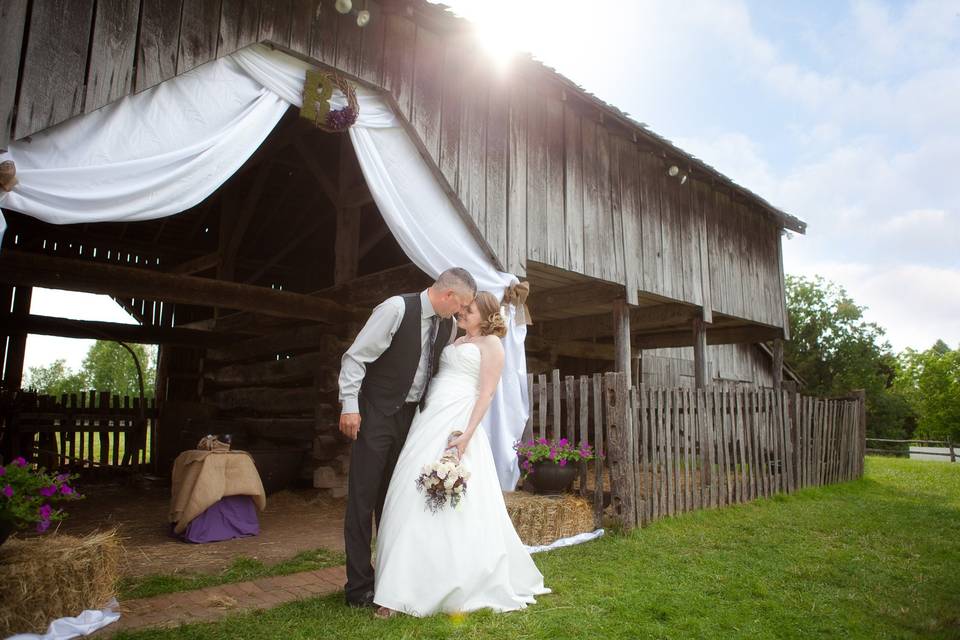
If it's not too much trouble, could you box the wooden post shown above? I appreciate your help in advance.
[772,338,784,392]
[604,372,636,529]
[692,317,708,389]
[613,299,632,388]
[2,285,32,388]
[950,442,956,463]
[334,207,361,285]
[853,389,866,478]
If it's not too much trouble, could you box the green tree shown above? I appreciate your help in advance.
[895,341,960,442]
[81,341,157,398]
[22,359,89,396]
[784,275,913,440]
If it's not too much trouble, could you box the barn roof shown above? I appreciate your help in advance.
[420,1,806,235]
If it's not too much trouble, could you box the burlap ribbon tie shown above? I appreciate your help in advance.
[0,161,17,192]
[503,281,533,325]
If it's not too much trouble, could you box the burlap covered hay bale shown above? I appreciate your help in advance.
[0,530,122,637]
[504,492,595,546]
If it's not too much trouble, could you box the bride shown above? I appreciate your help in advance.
[373,291,550,618]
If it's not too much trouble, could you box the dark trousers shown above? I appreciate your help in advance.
[343,396,418,603]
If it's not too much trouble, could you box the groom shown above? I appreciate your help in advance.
[338,267,477,607]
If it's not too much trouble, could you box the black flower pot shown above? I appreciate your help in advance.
[529,461,578,495]
[0,514,15,547]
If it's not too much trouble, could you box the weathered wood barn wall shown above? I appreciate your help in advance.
[0,0,805,488]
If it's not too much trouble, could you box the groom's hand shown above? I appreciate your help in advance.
[339,413,362,440]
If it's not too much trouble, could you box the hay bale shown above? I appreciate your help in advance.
[504,492,595,547]
[0,530,122,637]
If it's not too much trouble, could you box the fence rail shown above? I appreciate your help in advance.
[525,371,866,530]
[866,438,957,462]
[1,390,158,471]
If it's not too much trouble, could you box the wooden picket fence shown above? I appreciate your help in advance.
[525,370,866,530]
[2,390,158,472]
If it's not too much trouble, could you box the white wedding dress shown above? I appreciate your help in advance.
[374,342,550,617]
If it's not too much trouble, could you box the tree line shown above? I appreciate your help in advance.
[23,341,157,400]
[785,275,958,445]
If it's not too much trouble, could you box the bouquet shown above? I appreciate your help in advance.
[415,431,471,513]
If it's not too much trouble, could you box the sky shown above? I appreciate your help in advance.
[434,0,960,352]
[17,0,960,375]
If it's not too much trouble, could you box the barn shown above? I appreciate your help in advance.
[0,0,807,498]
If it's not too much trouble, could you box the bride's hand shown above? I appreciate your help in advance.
[448,432,471,458]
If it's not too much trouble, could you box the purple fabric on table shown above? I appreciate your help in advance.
[173,495,260,544]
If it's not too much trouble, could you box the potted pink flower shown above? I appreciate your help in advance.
[514,438,597,495]
[0,456,83,545]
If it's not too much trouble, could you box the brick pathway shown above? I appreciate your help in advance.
[95,566,346,637]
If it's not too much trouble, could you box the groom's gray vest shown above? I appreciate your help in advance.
[359,293,454,416]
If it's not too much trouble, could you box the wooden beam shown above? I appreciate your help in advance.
[5,313,248,347]
[204,352,332,387]
[295,139,340,206]
[200,263,432,334]
[633,324,783,350]
[221,170,270,280]
[534,303,697,341]
[169,252,220,275]
[613,299,632,387]
[692,317,708,389]
[2,285,31,388]
[528,282,625,316]
[525,335,639,361]
[772,338,784,392]
[358,223,393,260]
[313,263,433,307]
[205,325,350,364]
[0,249,366,324]
[335,207,361,285]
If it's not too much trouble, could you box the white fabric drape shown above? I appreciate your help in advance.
[0,44,528,490]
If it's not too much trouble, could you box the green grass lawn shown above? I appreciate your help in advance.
[118,548,346,600]
[114,457,960,639]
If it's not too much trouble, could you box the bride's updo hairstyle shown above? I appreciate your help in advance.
[475,291,508,338]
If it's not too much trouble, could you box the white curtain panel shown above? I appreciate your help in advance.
[0,44,528,490]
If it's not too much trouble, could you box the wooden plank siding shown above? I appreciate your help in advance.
[1,0,791,332]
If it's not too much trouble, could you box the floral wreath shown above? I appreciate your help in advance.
[300,69,359,133]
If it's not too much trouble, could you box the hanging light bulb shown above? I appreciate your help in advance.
[667,165,679,177]
[680,174,688,185]
[335,0,352,14]
[357,9,370,26]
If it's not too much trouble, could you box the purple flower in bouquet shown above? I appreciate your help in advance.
[40,484,58,497]
[38,504,53,519]
[36,519,51,533]
[60,484,74,495]
[2,485,13,498]
[13,457,27,467]
[0,466,6,476]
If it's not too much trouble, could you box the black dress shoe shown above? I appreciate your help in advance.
[346,590,376,608]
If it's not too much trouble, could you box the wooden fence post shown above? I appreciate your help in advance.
[853,389,866,478]
[604,372,636,529]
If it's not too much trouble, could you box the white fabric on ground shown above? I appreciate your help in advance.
[524,528,605,554]
[0,44,528,490]
[7,598,120,640]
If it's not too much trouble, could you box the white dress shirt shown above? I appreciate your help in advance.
[338,289,457,414]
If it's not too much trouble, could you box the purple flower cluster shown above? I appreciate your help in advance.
[326,105,357,131]
[513,437,600,479]
[1,457,81,535]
